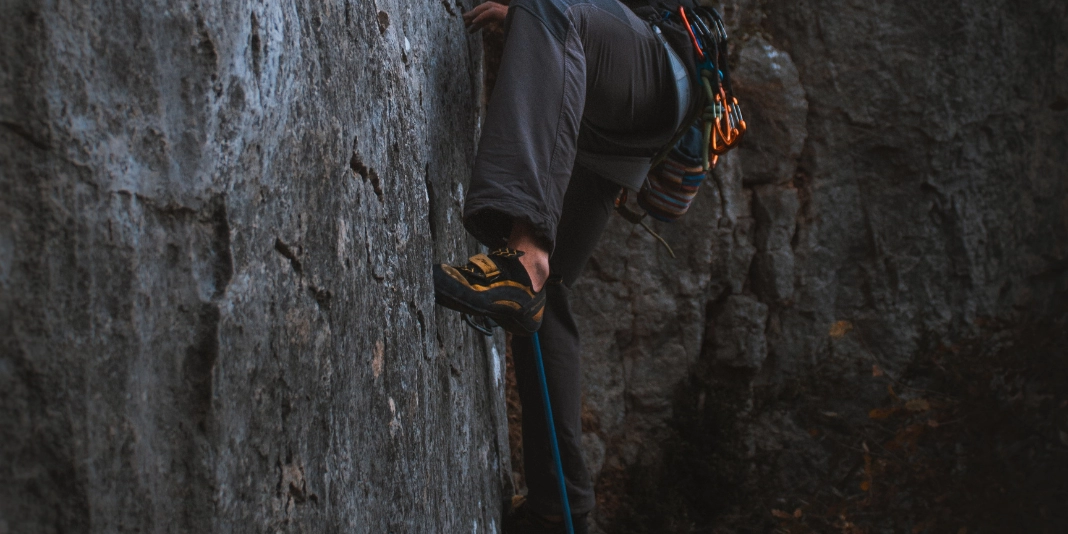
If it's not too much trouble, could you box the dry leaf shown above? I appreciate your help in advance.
[808,428,820,437]
[888,384,900,400]
[869,407,899,420]
[928,419,940,428]
[771,509,793,519]
[888,423,927,451]
[859,480,871,491]
[793,508,803,518]
[905,398,931,412]
[872,364,884,377]
[829,320,853,338]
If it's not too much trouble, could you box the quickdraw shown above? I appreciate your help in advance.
[677,5,745,170]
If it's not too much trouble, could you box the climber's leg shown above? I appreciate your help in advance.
[436,0,673,334]
[511,165,621,519]
[462,0,675,252]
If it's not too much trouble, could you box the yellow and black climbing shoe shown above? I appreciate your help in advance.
[433,249,550,335]
[502,495,589,534]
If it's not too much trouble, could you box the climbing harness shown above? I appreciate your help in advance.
[532,331,575,534]
[628,4,746,227]
[608,4,745,254]
[664,4,746,168]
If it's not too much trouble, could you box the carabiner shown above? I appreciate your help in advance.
[678,7,705,61]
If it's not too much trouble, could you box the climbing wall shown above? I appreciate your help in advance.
[0,0,511,532]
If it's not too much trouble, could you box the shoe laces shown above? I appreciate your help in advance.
[490,248,521,258]
[458,249,519,276]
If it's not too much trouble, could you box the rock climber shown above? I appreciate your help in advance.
[433,0,702,532]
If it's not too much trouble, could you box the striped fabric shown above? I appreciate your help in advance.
[638,126,707,222]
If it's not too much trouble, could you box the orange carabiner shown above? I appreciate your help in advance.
[678,7,705,61]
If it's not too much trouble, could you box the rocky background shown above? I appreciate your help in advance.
[566,0,1068,532]
[1,0,514,532]
[3,0,1067,532]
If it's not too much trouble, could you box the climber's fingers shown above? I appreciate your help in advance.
[464,2,507,31]
[463,2,508,33]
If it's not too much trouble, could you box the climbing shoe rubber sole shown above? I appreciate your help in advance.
[432,249,547,335]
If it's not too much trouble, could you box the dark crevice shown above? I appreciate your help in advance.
[204,195,233,299]
[193,12,219,84]
[424,163,437,241]
[367,170,383,200]
[184,303,220,429]
[308,285,332,310]
[377,11,390,34]
[274,238,303,275]
[250,13,262,78]
[0,121,50,150]
[131,192,197,218]
[349,146,383,200]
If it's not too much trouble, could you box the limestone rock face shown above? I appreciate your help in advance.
[574,0,1068,530]
[0,1,510,532]
[751,184,799,302]
[705,295,768,369]
[732,36,808,186]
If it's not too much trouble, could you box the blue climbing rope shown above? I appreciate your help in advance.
[531,332,575,534]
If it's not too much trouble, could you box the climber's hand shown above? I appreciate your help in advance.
[463,2,508,33]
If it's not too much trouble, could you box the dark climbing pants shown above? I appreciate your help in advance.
[461,0,681,518]
[510,166,620,517]
[463,0,677,251]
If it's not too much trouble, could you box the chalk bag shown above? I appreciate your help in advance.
[638,124,706,222]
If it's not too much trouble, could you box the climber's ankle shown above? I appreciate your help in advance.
[507,221,550,292]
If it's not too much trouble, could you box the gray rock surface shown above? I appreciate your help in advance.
[572,0,1068,531]
[751,184,799,302]
[4,0,1066,530]
[0,1,511,532]
[705,295,768,369]
[733,35,807,186]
